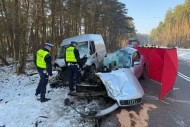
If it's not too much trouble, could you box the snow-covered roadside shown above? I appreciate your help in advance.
[0,64,102,127]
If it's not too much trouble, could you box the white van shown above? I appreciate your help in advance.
[55,34,107,71]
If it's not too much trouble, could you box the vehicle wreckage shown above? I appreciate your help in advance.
[50,34,145,117]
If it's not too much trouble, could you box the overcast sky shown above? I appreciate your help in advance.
[119,0,185,34]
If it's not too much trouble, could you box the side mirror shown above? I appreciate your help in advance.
[134,61,140,65]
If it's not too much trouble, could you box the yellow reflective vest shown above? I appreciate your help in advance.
[36,49,49,68]
[66,46,77,62]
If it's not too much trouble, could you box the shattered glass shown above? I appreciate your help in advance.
[103,50,131,68]
[76,41,88,55]
[57,41,88,59]
[57,45,69,58]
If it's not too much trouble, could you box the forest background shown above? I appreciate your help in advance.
[0,0,189,74]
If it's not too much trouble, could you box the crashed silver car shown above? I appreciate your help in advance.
[97,47,145,107]
[71,47,145,117]
[73,47,145,114]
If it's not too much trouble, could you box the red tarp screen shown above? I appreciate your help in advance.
[137,47,178,99]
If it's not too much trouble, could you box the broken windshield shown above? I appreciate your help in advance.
[57,45,69,58]
[103,50,131,68]
[76,41,88,55]
[57,41,88,59]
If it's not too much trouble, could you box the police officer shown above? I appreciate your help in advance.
[65,41,82,94]
[35,42,54,102]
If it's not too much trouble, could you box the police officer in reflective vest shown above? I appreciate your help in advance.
[65,41,82,94]
[35,42,54,102]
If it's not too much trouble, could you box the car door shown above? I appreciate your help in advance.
[89,41,98,68]
[132,51,142,78]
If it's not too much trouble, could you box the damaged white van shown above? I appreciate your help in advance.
[53,34,107,84]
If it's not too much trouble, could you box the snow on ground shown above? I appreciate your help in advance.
[0,64,105,127]
[0,48,190,127]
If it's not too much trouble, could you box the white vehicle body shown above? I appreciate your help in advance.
[55,34,107,70]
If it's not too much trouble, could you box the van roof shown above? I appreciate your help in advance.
[61,34,103,46]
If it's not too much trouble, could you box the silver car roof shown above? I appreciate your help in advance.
[121,46,137,55]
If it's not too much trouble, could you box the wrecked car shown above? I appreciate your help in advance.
[97,46,145,107]
[74,47,145,104]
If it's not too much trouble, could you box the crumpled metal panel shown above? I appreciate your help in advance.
[96,68,144,106]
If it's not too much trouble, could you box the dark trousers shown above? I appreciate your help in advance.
[36,69,48,95]
[68,64,81,91]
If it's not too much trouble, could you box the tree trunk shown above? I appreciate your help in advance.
[0,55,10,66]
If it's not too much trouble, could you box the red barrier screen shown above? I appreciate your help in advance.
[137,47,178,99]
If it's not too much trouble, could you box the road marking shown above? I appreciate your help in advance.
[165,97,190,104]
[145,95,190,104]
[173,87,179,90]
[160,100,170,104]
[145,95,169,104]
[178,72,190,82]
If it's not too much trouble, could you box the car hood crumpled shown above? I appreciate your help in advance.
[96,68,144,101]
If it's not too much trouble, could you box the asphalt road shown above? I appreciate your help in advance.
[100,60,190,127]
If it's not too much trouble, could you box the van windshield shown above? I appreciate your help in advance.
[76,41,88,54]
[57,45,69,59]
[57,41,88,59]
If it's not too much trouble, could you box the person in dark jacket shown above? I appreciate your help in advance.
[65,41,82,94]
[35,42,54,102]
